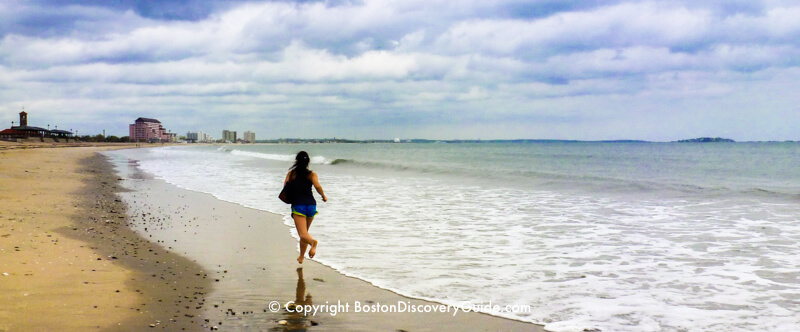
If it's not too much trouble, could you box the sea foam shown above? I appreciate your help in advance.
[229,149,329,164]
[121,145,800,332]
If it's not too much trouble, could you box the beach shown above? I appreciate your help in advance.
[0,143,209,331]
[106,142,800,331]
[109,148,544,331]
[1,143,543,331]
[9,142,797,331]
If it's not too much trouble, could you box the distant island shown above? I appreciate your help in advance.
[676,137,736,143]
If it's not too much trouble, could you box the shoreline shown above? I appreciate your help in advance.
[1,144,544,331]
[0,145,209,331]
[74,151,211,330]
[107,148,545,331]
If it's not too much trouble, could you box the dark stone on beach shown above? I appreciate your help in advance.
[310,320,319,326]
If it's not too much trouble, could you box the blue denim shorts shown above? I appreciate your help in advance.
[291,205,318,217]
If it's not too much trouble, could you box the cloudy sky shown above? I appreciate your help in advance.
[1,0,799,141]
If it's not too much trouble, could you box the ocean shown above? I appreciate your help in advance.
[105,142,800,331]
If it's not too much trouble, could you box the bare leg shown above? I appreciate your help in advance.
[306,216,316,258]
[298,216,315,261]
[293,213,317,263]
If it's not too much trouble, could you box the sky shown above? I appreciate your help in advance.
[1,0,799,141]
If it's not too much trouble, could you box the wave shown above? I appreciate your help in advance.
[225,149,412,169]
[227,149,330,164]
[222,147,799,200]
[742,187,800,200]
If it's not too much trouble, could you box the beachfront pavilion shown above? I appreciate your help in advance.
[0,111,74,141]
[0,127,76,142]
[0,125,50,140]
[50,129,74,139]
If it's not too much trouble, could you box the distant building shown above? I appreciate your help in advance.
[187,131,213,143]
[129,117,170,142]
[243,131,256,143]
[0,109,74,141]
[222,130,237,143]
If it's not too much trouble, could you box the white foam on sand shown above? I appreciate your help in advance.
[126,146,800,332]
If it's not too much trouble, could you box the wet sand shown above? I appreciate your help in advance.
[108,149,546,331]
[0,145,208,331]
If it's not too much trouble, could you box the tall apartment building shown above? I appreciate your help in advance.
[187,131,213,143]
[243,131,256,143]
[129,117,170,142]
[222,130,237,143]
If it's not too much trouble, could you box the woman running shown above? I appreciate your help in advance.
[284,151,327,263]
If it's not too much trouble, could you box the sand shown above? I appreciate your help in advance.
[0,144,208,331]
[1,142,545,331]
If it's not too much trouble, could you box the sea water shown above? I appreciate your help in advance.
[106,142,800,331]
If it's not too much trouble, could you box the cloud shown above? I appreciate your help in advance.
[432,2,715,57]
[1,0,799,141]
[251,41,419,82]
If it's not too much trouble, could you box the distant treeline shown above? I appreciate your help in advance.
[676,137,736,143]
[75,135,131,142]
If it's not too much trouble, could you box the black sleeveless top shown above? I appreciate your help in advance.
[286,172,316,206]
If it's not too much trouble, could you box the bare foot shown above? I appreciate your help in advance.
[297,255,304,264]
[308,240,318,258]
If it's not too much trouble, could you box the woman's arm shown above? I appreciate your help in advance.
[310,172,327,202]
[284,172,291,186]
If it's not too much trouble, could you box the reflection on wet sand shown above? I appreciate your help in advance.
[272,268,316,331]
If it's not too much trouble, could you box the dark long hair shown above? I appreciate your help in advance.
[289,151,311,179]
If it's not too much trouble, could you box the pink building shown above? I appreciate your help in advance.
[129,117,170,142]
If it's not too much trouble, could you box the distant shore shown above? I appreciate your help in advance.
[224,138,796,144]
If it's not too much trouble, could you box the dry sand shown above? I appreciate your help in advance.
[0,144,208,331]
